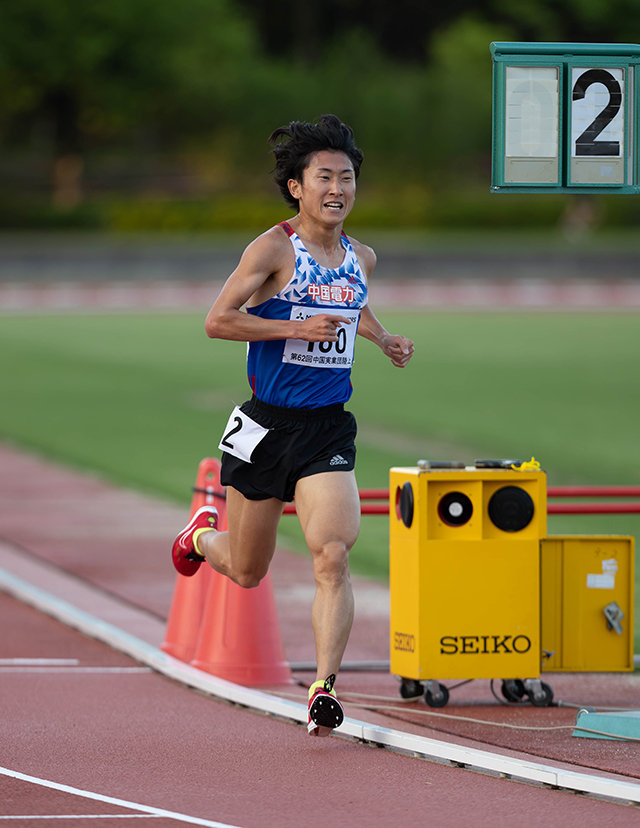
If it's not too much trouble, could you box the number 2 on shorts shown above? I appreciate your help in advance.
[218,406,269,463]
[220,416,242,449]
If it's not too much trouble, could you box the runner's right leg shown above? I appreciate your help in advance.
[195,485,284,589]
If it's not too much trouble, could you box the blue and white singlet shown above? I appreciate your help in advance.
[246,221,368,409]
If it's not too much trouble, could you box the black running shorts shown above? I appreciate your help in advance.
[220,395,357,502]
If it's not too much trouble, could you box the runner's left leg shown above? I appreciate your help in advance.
[294,470,360,682]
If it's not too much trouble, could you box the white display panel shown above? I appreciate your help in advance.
[505,66,559,158]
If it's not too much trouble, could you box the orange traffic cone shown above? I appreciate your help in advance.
[191,571,292,686]
[161,458,225,662]
[190,466,292,686]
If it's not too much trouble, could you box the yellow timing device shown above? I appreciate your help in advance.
[389,460,546,684]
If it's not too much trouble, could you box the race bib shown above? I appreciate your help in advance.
[282,305,360,369]
[218,406,269,463]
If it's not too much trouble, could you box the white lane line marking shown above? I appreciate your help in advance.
[0,666,151,673]
[0,659,79,665]
[0,816,161,820]
[0,767,242,828]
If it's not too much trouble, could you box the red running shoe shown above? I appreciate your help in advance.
[308,674,344,736]
[171,505,218,576]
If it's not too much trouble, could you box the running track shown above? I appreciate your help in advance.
[1,235,640,312]
[2,276,640,312]
[0,444,639,826]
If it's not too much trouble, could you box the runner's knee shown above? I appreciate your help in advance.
[311,541,350,586]
[230,561,269,589]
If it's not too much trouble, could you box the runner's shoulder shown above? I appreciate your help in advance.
[240,224,293,273]
[345,234,376,278]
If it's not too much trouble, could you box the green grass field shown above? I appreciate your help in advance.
[1,310,638,649]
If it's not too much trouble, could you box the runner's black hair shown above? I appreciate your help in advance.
[269,114,363,209]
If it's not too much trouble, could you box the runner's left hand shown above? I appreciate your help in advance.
[381,335,414,367]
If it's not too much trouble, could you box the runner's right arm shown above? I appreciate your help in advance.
[205,229,350,343]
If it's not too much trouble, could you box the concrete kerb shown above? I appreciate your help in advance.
[1,562,639,807]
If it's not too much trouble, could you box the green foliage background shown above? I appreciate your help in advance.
[3,1,640,230]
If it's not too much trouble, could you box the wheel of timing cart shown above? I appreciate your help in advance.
[528,681,554,707]
[399,678,423,700]
[425,682,450,708]
[501,679,526,703]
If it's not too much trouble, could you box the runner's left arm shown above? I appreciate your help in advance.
[350,238,414,368]
[358,305,414,368]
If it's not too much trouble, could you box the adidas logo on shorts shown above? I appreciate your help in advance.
[329,454,349,466]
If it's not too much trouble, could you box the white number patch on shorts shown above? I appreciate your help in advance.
[218,406,269,463]
[282,305,360,369]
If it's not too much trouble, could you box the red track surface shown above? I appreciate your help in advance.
[3,277,640,312]
[1,443,639,826]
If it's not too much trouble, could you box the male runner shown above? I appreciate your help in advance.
[172,114,414,736]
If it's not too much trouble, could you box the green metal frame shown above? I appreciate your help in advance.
[491,42,640,194]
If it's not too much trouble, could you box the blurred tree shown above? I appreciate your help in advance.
[237,0,640,62]
[426,16,505,175]
[237,0,475,62]
[0,0,260,205]
[487,0,640,43]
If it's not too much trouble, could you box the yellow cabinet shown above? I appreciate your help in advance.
[540,536,635,672]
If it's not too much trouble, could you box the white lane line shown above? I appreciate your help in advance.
[0,659,79,665]
[0,767,242,827]
[0,666,151,673]
[0,816,160,820]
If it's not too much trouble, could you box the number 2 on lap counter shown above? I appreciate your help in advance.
[571,67,624,157]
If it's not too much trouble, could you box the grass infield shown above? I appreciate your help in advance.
[1,310,638,649]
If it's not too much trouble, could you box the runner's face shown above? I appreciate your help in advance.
[288,151,356,224]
